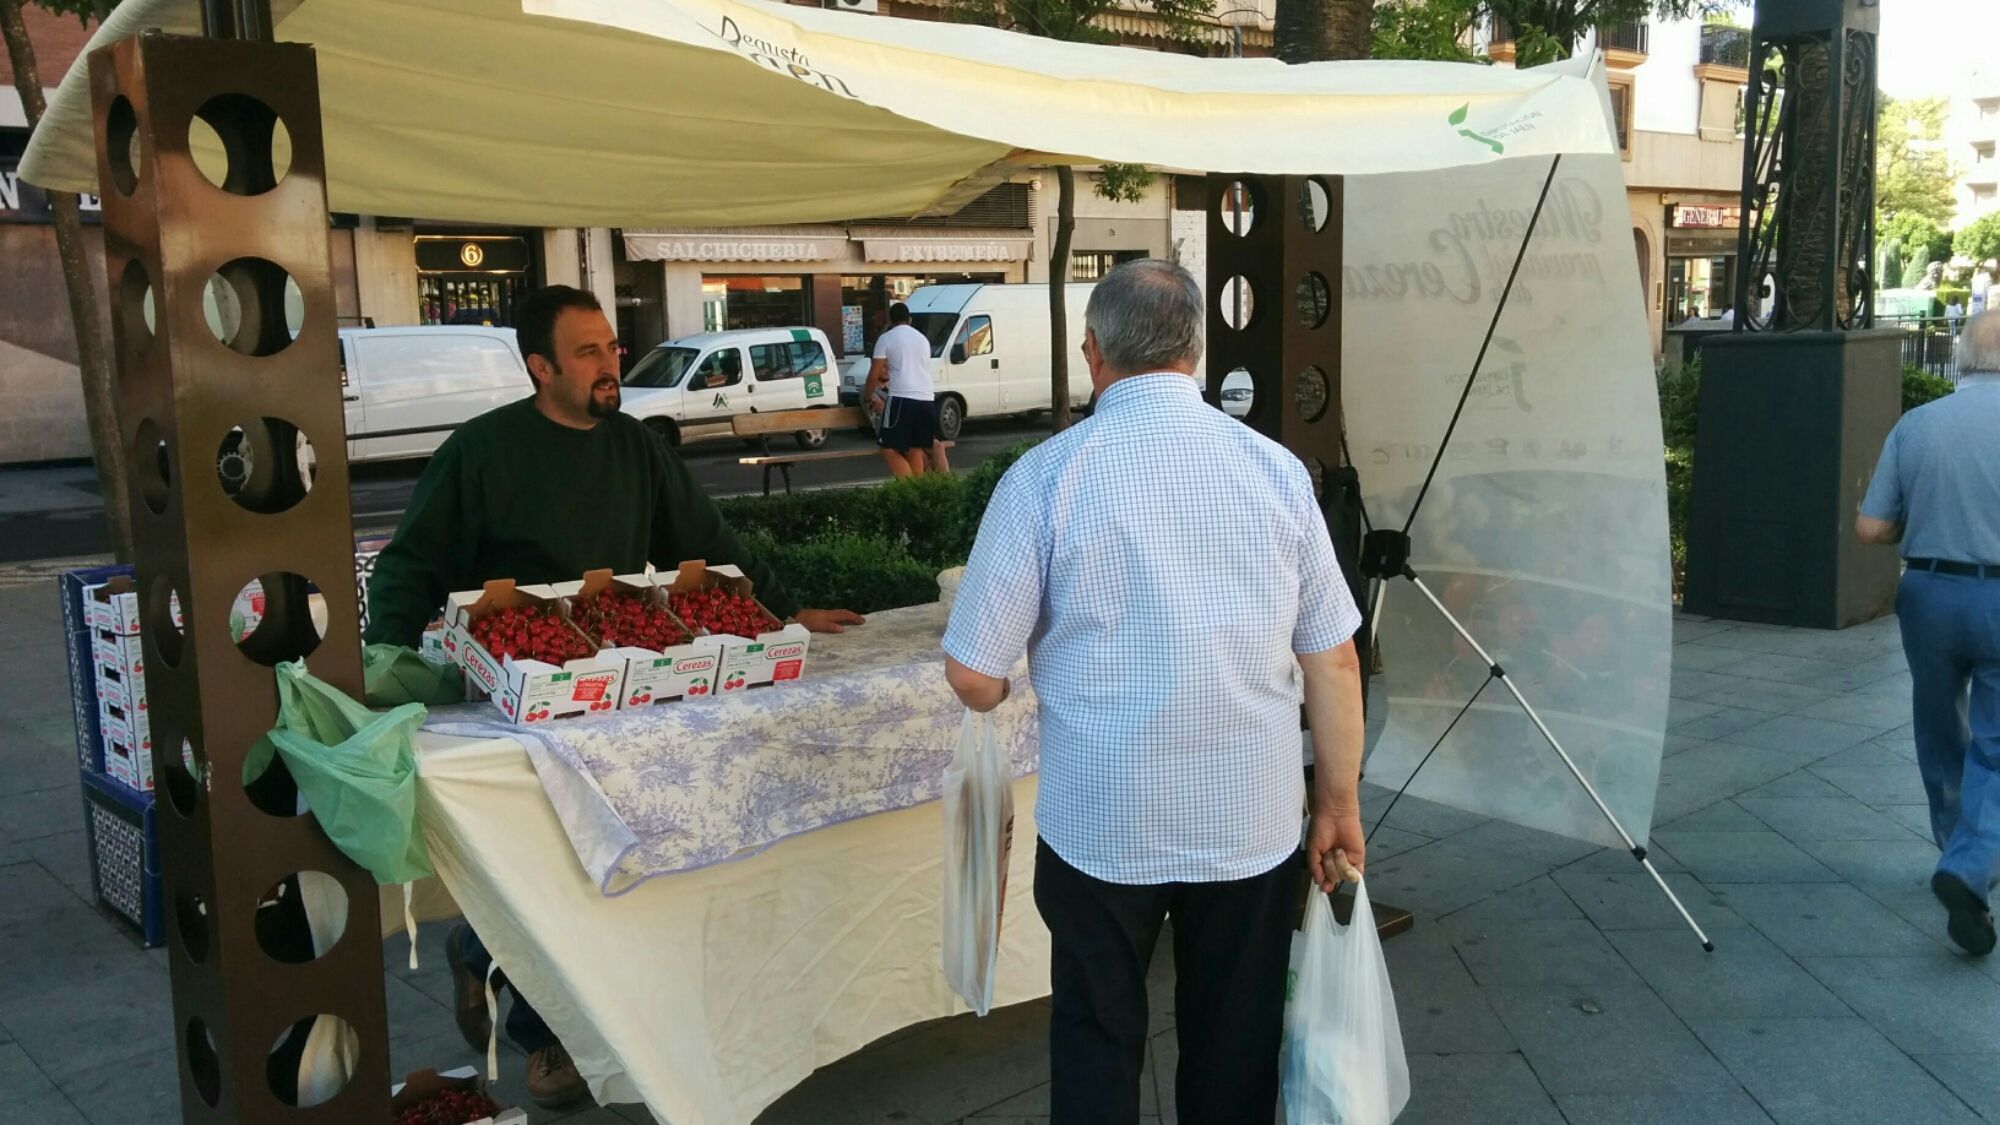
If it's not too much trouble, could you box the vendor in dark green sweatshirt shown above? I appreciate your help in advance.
[365,284,862,1109]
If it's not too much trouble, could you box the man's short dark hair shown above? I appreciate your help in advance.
[889,302,912,326]
[515,285,603,383]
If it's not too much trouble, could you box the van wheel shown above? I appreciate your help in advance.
[795,428,827,450]
[645,418,681,448]
[937,395,965,442]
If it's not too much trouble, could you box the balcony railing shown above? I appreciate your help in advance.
[1598,20,1648,55]
[1700,24,1751,70]
[1487,13,1646,58]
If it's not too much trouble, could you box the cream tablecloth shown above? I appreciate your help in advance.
[392,604,1051,1124]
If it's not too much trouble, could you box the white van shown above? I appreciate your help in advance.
[216,326,532,493]
[620,326,841,450]
[838,283,1095,439]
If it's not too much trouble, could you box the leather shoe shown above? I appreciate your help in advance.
[1932,871,1996,956]
[525,1043,588,1109]
[445,924,494,1050]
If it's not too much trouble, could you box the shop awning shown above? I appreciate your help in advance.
[22,0,1616,229]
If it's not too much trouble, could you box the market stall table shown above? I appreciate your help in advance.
[397,602,1048,1125]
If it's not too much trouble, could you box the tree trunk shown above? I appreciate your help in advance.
[1274,0,1372,63]
[0,0,133,561]
[1048,165,1076,432]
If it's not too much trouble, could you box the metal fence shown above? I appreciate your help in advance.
[1879,313,1965,378]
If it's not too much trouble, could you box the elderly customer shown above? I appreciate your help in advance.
[941,259,1367,1123]
[1858,309,2000,956]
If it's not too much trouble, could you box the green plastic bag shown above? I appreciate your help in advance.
[264,659,432,885]
[363,643,463,708]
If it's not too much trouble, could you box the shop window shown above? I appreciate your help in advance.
[1070,250,1145,282]
[958,315,995,358]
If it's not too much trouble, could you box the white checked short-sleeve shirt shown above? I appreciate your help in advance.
[942,373,1362,885]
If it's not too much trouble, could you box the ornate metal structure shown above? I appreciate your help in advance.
[1734,0,1879,332]
[88,16,390,1123]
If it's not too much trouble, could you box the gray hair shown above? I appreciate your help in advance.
[1961,309,2000,375]
[1083,259,1204,374]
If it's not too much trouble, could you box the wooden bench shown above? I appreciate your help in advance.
[734,407,876,495]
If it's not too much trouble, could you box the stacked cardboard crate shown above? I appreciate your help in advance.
[88,576,155,793]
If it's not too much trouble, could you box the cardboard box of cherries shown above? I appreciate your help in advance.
[657,560,812,693]
[551,569,727,707]
[441,581,625,725]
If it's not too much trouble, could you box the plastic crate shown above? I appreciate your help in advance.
[81,770,163,948]
[59,565,136,777]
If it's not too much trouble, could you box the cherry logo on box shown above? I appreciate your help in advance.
[686,676,710,697]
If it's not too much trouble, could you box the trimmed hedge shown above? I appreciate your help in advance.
[719,438,1044,613]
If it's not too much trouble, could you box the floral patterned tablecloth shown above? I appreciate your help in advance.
[423,602,1038,895]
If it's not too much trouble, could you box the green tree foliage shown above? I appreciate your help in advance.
[1877,96,1956,227]
[1880,211,1954,271]
[1373,0,1484,62]
[1956,213,2000,267]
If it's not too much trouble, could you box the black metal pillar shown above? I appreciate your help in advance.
[1684,0,1900,628]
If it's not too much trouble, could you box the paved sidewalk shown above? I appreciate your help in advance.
[1,564,1995,1124]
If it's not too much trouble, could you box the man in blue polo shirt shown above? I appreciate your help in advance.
[1858,309,2000,955]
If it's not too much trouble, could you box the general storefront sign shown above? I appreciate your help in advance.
[624,232,836,262]
[1669,203,1740,229]
[861,238,1031,264]
[1,144,100,225]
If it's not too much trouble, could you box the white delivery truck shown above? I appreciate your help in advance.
[620,326,842,450]
[839,283,1097,440]
[217,325,533,495]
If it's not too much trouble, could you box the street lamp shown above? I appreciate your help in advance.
[1216,5,1264,58]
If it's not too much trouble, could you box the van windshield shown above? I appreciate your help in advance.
[907,313,958,358]
[624,346,700,388]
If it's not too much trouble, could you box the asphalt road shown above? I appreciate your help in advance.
[0,416,1051,565]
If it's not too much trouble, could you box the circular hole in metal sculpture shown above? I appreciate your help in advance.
[118,260,154,356]
[267,1013,357,1107]
[256,871,349,964]
[189,93,293,194]
[201,259,304,357]
[1295,365,1331,423]
[145,575,186,669]
[243,749,307,819]
[217,419,316,513]
[1219,275,1257,330]
[1299,177,1331,233]
[165,733,203,817]
[106,96,141,195]
[1219,367,1255,421]
[232,572,326,667]
[1295,272,1331,329]
[134,417,171,515]
[177,893,210,964]
[1220,179,1259,237]
[186,1017,222,1106]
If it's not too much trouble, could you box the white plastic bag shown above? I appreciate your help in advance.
[941,709,1015,1016]
[1281,878,1410,1125]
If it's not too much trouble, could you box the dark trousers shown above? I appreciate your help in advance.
[1033,838,1300,1125]
[454,926,560,1055]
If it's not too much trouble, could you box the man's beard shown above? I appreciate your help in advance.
[587,382,621,418]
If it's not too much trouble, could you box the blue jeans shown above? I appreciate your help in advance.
[1898,569,2000,897]
[455,926,559,1055]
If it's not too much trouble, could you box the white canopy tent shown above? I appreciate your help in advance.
[24,0,1669,885]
